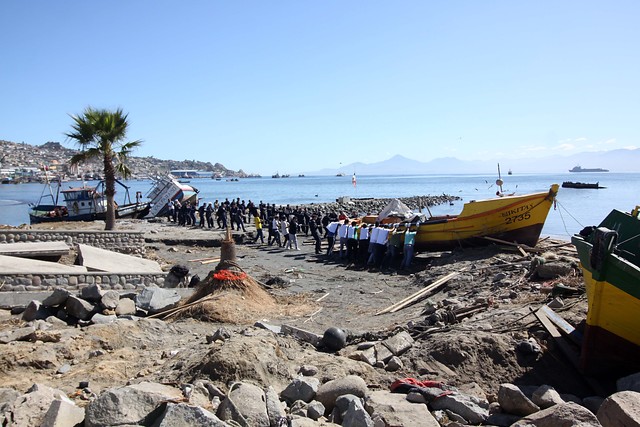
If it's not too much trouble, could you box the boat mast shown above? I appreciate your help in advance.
[496,163,504,195]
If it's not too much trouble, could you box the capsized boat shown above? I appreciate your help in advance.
[571,207,640,376]
[411,184,559,250]
[145,174,199,218]
[29,179,150,224]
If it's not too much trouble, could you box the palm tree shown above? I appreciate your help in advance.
[66,107,141,230]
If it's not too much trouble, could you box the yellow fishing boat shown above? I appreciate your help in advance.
[412,184,559,251]
[572,207,640,376]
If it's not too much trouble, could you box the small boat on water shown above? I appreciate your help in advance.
[569,165,609,173]
[572,207,640,376]
[145,174,199,218]
[368,184,558,251]
[29,179,150,224]
[562,181,605,189]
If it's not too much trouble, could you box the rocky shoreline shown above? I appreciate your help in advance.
[0,213,639,426]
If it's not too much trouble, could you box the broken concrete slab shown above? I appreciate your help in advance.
[0,241,70,261]
[77,244,162,273]
[0,254,87,274]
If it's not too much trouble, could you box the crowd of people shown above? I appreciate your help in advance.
[163,197,419,271]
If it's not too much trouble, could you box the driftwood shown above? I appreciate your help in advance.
[532,306,606,396]
[376,272,458,315]
[482,236,543,253]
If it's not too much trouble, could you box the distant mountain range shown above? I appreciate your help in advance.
[308,149,640,175]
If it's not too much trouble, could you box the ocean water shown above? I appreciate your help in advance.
[1,172,637,241]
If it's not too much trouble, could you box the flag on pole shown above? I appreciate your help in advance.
[352,173,357,188]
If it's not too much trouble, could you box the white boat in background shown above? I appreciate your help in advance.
[146,174,199,218]
[29,179,150,224]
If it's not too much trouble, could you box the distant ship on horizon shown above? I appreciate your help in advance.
[569,165,609,173]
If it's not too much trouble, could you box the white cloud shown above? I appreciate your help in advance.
[623,145,637,150]
[575,137,587,142]
[604,138,616,145]
[554,143,575,151]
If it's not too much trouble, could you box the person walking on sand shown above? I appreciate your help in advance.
[198,202,206,228]
[189,202,197,227]
[280,215,290,247]
[286,216,300,250]
[166,199,175,223]
[206,203,214,228]
[309,213,322,254]
[269,215,282,247]
[253,215,265,244]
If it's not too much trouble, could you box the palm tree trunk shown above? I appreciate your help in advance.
[104,155,117,230]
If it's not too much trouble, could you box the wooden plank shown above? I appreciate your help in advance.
[533,307,607,396]
[376,272,458,315]
[540,305,583,346]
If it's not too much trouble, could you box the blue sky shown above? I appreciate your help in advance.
[1,1,638,175]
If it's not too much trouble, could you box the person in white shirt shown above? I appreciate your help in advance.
[338,219,350,258]
[325,221,340,257]
[367,223,381,265]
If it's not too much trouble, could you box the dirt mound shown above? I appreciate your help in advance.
[171,264,315,324]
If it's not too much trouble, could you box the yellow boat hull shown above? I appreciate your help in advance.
[414,184,559,251]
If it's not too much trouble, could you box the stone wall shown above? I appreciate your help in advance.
[0,230,162,291]
[0,230,146,256]
[0,272,166,292]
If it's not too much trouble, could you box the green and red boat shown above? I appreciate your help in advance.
[572,206,640,376]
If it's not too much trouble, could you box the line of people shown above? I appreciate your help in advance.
[164,197,419,270]
[325,219,419,270]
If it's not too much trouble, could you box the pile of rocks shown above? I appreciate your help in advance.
[303,195,461,217]
[2,285,180,339]
[2,373,640,426]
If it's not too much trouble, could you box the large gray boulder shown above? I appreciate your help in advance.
[136,287,181,313]
[22,300,43,321]
[341,398,373,427]
[85,382,183,427]
[597,390,640,427]
[430,392,490,424]
[532,385,565,409]
[498,383,539,416]
[316,375,367,413]
[281,377,320,404]
[115,297,137,316]
[265,386,286,427]
[100,290,120,310]
[216,382,269,427]
[151,402,229,426]
[10,383,73,427]
[81,283,104,303]
[65,295,95,320]
[41,398,85,427]
[0,325,36,344]
[381,331,414,356]
[364,390,439,427]
[512,401,601,426]
[42,288,70,307]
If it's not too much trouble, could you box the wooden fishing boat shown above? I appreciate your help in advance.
[29,179,150,224]
[572,207,640,376]
[412,184,559,250]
